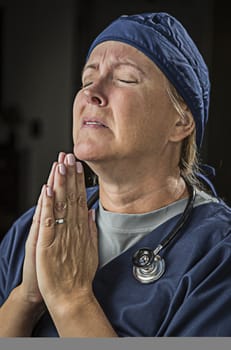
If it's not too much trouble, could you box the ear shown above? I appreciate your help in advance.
[169,110,195,142]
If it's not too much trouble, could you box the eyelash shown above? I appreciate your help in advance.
[81,78,138,88]
[81,82,93,88]
[118,79,137,84]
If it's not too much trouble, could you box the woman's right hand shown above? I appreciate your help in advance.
[0,184,47,337]
[0,154,66,337]
[18,184,46,305]
[18,153,66,305]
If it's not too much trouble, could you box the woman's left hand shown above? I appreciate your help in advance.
[36,153,98,311]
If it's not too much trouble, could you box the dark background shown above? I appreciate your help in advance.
[0,0,230,239]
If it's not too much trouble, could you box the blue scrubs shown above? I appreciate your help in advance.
[1,187,231,337]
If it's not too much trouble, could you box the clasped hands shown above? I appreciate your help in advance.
[21,152,98,319]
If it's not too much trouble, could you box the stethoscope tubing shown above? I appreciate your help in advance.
[87,182,196,283]
[156,183,196,254]
[87,184,196,254]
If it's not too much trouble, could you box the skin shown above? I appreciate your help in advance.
[0,41,194,337]
[74,41,195,213]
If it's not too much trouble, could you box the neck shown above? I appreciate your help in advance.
[97,171,188,214]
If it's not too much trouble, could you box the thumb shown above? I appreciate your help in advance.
[26,185,44,249]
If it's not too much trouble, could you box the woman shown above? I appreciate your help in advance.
[0,12,231,337]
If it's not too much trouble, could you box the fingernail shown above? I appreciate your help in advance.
[67,153,76,166]
[76,161,83,173]
[46,185,53,197]
[58,163,66,175]
[58,152,65,163]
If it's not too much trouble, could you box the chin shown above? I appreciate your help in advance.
[73,143,103,162]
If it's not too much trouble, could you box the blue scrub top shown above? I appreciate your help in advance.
[1,187,231,337]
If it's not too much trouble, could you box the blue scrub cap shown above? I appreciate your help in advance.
[87,12,210,149]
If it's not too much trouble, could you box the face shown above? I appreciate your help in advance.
[73,41,180,168]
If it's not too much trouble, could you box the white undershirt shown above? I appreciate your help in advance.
[96,189,218,267]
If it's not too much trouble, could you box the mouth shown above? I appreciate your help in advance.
[82,118,108,128]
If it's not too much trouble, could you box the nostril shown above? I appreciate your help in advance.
[85,91,105,106]
[83,86,106,106]
[92,96,103,105]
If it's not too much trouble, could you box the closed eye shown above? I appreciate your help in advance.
[118,79,138,84]
[81,81,93,88]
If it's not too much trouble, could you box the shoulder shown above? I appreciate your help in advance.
[172,199,231,285]
[0,206,36,303]
[179,200,231,261]
[0,206,36,267]
[1,206,36,250]
[192,197,231,230]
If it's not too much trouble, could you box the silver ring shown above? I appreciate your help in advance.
[55,218,65,224]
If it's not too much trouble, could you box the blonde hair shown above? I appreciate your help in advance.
[165,80,203,189]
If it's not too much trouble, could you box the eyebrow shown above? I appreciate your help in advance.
[82,61,145,76]
[81,63,98,76]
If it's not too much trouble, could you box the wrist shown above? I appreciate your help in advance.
[0,286,46,336]
[46,288,96,319]
[46,290,117,337]
[13,285,46,319]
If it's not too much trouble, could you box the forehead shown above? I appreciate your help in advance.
[85,41,163,76]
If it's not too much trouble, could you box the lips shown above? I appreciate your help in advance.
[82,118,108,128]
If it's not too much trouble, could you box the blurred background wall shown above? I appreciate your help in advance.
[0,0,230,238]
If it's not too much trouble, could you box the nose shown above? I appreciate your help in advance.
[83,84,108,107]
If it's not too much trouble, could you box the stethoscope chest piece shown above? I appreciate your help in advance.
[132,248,165,284]
[87,182,195,285]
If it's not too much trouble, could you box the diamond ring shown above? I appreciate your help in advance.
[55,218,65,224]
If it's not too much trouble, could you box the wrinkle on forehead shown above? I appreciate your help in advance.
[83,41,163,78]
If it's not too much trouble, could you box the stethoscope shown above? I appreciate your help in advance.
[87,183,196,284]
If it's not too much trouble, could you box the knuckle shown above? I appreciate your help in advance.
[78,195,86,208]
[42,217,55,228]
[55,201,67,212]
[32,215,40,225]
[67,192,77,203]
[43,201,53,210]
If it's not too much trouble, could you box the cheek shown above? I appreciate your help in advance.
[112,93,152,147]
[114,90,144,120]
[126,90,174,149]
[116,90,155,133]
[142,88,175,129]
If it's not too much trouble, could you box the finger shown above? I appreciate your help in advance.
[26,185,45,247]
[47,162,58,188]
[65,153,79,223]
[76,161,88,222]
[88,209,98,247]
[58,151,66,164]
[47,151,66,187]
[37,185,56,248]
[88,209,99,270]
[53,163,67,221]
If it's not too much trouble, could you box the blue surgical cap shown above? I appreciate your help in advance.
[87,12,210,149]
